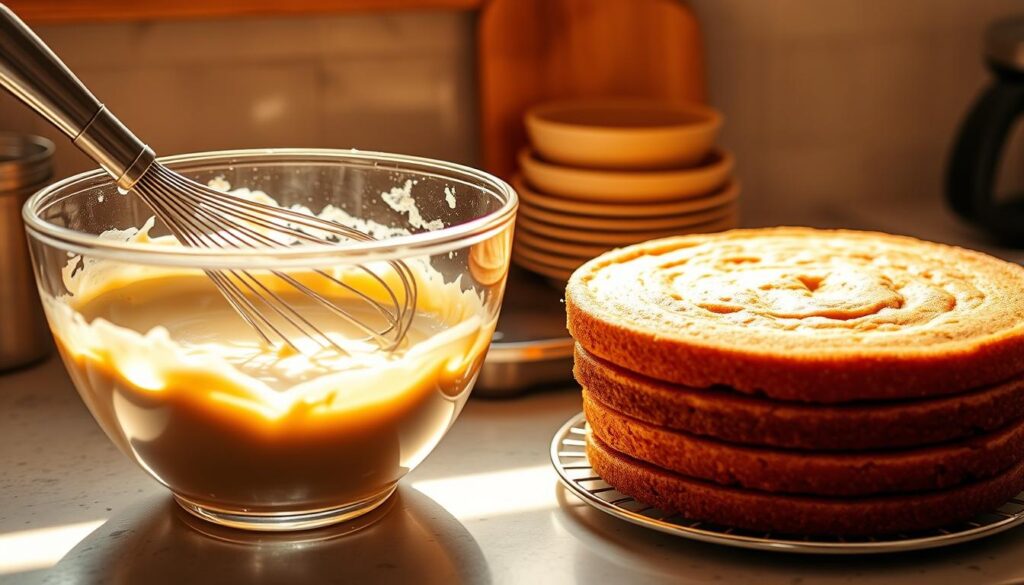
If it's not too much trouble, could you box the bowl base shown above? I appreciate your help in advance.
[173,485,398,532]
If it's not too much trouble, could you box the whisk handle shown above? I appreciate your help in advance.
[0,4,154,189]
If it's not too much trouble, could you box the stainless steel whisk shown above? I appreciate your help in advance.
[0,5,417,354]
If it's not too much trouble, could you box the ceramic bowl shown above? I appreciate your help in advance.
[513,174,734,218]
[509,252,576,283]
[519,198,738,231]
[524,98,722,170]
[512,242,585,271]
[515,212,739,246]
[514,228,616,258]
[519,147,732,202]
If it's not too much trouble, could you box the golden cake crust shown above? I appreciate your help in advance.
[586,435,1024,536]
[566,228,1024,402]
[584,394,1024,496]
[575,344,1024,450]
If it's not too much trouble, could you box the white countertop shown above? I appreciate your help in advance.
[6,200,1024,584]
[5,356,1024,585]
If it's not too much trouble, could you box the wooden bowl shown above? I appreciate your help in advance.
[518,147,732,202]
[525,99,722,170]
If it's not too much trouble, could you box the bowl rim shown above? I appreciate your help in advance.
[525,98,722,135]
[23,148,518,269]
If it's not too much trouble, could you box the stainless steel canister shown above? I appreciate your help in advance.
[0,133,54,370]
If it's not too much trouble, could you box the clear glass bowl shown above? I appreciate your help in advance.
[23,149,517,531]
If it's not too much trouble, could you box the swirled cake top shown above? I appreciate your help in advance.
[568,228,1024,354]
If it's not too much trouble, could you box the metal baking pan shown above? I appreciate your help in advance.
[475,266,574,397]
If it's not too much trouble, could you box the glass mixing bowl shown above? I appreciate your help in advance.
[23,149,517,531]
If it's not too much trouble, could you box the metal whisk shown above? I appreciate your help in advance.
[0,5,417,354]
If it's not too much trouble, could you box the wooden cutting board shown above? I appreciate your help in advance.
[478,0,707,180]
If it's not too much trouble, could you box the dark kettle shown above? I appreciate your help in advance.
[947,16,1024,244]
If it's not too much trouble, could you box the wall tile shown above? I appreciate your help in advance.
[2,11,477,181]
[316,53,475,164]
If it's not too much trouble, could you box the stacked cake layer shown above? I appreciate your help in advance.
[565,227,1024,536]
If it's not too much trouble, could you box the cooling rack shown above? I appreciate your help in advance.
[551,412,1024,554]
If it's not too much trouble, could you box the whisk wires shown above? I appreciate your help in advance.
[131,162,418,356]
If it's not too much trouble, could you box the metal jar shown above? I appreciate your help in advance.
[0,133,54,370]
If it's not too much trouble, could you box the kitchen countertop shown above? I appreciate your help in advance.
[5,356,1024,585]
[6,201,1024,585]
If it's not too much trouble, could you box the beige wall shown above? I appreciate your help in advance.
[2,1,1021,224]
[692,0,1024,225]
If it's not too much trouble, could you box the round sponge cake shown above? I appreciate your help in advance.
[575,344,1024,450]
[584,393,1024,496]
[587,435,1024,536]
[566,228,1024,402]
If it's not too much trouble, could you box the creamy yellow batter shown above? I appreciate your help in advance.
[46,214,496,515]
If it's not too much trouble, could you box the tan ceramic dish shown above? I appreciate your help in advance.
[524,99,722,170]
[511,252,576,282]
[518,200,737,231]
[518,197,739,232]
[513,174,737,218]
[515,229,617,258]
[512,208,740,281]
[516,212,739,245]
[518,148,732,202]
[514,243,586,271]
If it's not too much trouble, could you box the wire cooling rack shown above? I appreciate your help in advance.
[550,412,1024,554]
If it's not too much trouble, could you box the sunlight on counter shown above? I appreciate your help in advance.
[412,465,556,520]
[0,519,105,575]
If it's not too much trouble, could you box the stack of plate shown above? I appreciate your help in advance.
[511,99,739,282]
